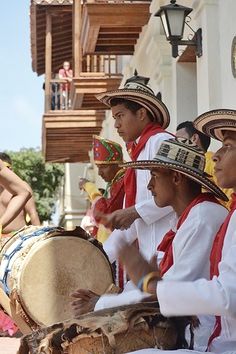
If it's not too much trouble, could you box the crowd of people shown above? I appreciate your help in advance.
[0,73,236,353]
[76,75,236,353]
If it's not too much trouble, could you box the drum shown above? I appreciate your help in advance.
[18,303,199,353]
[0,225,114,330]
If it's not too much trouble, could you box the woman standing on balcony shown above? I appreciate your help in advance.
[58,61,73,109]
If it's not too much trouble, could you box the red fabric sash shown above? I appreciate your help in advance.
[124,123,166,207]
[207,193,236,347]
[157,193,220,276]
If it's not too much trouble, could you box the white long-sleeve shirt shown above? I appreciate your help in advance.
[96,198,227,349]
[103,132,174,263]
[157,210,236,353]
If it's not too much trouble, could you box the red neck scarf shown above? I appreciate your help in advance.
[157,193,220,276]
[208,193,236,347]
[124,123,166,207]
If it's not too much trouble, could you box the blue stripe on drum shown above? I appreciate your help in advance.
[0,226,58,294]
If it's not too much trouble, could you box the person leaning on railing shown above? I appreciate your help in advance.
[58,61,73,110]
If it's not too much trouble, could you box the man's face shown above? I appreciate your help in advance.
[147,168,175,207]
[97,164,118,183]
[213,131,236,190]
[111,104,144,142]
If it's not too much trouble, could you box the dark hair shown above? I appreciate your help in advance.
[110,98,154,122]
[0,152,12,165]
[187,178,202,194]
[177,121,210,152]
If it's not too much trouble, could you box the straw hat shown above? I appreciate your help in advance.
[96,74,170,129]
[194,109,236,141]
[120,137,228,201]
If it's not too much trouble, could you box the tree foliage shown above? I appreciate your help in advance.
[6,148,64,222]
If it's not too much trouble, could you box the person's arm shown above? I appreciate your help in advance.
[103,223,137,263]
[80,179,102,202]
[95,289,150,311]
[163,203,228,281]
[58,69,64,80]
[24,186,40,225]
[100,201,173,231]
[119,222,236,319]
[0,160,31,229]
[135,199,173,225]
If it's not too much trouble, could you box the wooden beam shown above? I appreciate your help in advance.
[96,39,136,45]
[95,45,134,54]
[45,12,52,113]
[98,33,139,39]
[99,27,142,34]
[73,0,81,76]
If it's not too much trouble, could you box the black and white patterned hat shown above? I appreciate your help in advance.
[121,137,228,201]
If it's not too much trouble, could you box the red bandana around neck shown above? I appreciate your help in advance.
[208,192,236,348]
[124,123,166,207]
[157,193,220,276]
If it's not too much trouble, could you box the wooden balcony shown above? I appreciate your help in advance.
[46,55,122,111]
[71,54,122,109]
[70,74,121,110]
[42,110,105,162]
[81,1,151,55]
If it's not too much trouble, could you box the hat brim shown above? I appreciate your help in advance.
[96,89,170,129]
[194,109,236,141]
[120,160,228,202]
[94,160,123,165]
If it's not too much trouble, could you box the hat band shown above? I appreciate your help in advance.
[156,144,205,173]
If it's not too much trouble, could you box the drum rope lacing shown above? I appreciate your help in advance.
[0,226,57,294]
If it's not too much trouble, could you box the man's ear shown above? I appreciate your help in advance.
[191,133,200,145]
[172,171,183,185]
[138,107,147,121]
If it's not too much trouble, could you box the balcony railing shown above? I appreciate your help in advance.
[82,55,120,76]
[47,79,71,111]
[84,1,151,3]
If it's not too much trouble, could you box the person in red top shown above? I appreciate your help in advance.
[79,135,125,288]
[79,135,125,244]
[58,61,73,109]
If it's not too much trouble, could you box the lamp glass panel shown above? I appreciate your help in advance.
[161,12,170,39]
[167,9,185,38]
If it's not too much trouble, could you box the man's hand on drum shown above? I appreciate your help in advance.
[118,243,161,296]
[99,206,140,231]
[71,289,99,317]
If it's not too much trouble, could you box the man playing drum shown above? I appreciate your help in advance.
[72,73,175,309]
[0,158,31,336]
[119,109,236,353]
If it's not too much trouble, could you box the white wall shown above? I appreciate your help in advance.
[60,162,90,229]
[64,0,236,216]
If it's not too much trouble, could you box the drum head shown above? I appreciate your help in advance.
[18,236,113,326]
